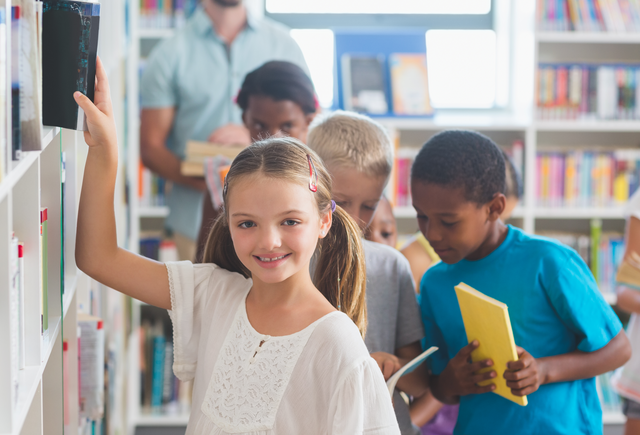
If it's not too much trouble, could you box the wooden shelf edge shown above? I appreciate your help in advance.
[133,413,190,426]
[138,206,170,218]
[537,31,640,44]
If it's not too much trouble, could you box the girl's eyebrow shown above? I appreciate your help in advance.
[231,209,307,218]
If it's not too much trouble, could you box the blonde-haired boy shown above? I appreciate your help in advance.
[308,111,427,435]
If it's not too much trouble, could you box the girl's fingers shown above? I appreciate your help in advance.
[471,383,496,395]
[511,384,537,397]
[74,91,103,120]
[470,370,496,385]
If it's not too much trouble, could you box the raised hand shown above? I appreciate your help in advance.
[73,56,117,153]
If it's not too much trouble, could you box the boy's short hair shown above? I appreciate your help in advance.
[307,110,393,178]
[412,130,506,204]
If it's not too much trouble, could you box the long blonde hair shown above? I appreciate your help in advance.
[202,137,367,336]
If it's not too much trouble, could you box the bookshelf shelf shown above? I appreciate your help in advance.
[535,120,640,132]
[135,413,190,426]
[536,32,640,44]
[534,207,626,219]
[62,277,78,319]
[138,27,175,39]
[138,205,170,218]
[377,113,529,132]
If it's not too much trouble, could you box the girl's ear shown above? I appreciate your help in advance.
[487,193,507,222]
[319,208,332,239]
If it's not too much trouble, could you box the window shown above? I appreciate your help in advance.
[272,1,506,110]
[426,30,497,109]
[268,0,491,15]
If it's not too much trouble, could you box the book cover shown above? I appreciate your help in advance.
[386,346,438,397]
[78,313,104,420]
[454,282,527,406]
[11,6,21,161]
[41,207,48,332]
[341,53,388,115]
[389,53,433,116]
[17,0,43,151]
[42,0,100,131]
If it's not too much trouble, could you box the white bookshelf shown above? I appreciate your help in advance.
[0,1,130,434]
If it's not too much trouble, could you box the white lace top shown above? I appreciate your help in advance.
[166,261,400,435]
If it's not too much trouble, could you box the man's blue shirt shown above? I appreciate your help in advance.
[420,225,622,435]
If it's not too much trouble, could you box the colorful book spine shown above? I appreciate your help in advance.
[537,63,640,120]
[536,149,640,207]
[537,0,640,31]
[139,163,168,207]
[140,0,197,29]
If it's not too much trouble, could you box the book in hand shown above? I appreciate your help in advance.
[42,0,100,131]
[180,140,244,177]
[341,54,389,115]
[386,346,438,397]
[455,282,528,406]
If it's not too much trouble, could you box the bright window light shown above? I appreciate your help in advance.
[290,29,335,109]
[268,0,490,14]
[426,30,496,109]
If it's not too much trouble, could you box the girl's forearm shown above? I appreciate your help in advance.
[538,330,631,385]
[76,144,119,280]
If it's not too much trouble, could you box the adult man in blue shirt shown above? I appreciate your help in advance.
[140,0,308,260]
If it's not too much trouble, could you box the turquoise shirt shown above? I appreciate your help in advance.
[420,226,622,435]
[140,8,308,240]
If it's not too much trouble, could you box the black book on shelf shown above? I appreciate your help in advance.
[42,0,100,131]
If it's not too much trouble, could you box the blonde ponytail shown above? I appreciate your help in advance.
[314,206,367,337]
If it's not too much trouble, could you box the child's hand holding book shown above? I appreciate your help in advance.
[73,56,118,158]
[504,346,544,397]
[435,340,497,402]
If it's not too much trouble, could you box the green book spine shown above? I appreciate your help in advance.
[41,207,48,331]
[591,218,602,284]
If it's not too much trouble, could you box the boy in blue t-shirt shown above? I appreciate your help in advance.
[411,130,631,435]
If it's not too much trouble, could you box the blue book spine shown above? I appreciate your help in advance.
[151,335,166,409]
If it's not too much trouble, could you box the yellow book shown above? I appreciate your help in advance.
[455,282,528,406]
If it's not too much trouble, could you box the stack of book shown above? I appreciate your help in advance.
[536,63,640,120]
[139,0,199,29]
[540,227,624,299]
[535,149,640,207]
[179,141,243,177]
[537,0,640,32]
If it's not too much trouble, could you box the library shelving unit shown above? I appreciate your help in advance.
[0,0,130,434]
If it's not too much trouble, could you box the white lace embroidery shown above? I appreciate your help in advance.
[201,300,319,432]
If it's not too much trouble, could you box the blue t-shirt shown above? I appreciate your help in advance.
[420,225,622,435]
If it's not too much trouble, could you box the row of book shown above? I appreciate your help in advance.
[536,63,640,120]
[391,141,525,208]
[139,0,198,29]
[139,163,168,207]
[537,0,640,32]
[540,226,623,299]
[9,206,52,402]
[140,319,191,415]
[535,149,640,207]
[1,0,101,181]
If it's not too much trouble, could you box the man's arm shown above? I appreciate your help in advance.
[140,107,206,192]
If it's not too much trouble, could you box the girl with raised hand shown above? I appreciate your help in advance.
[74,58,399,435]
